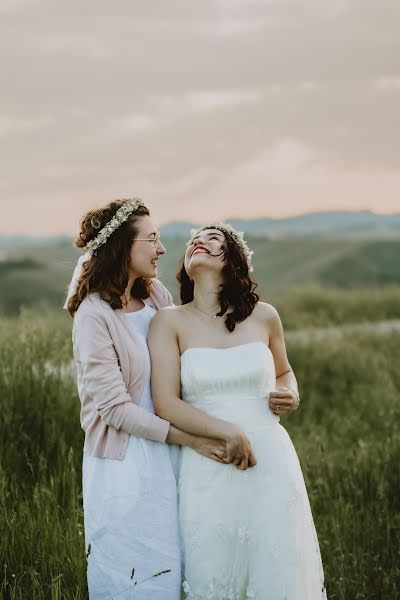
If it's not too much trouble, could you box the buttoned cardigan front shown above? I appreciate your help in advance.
[72,279,172,459]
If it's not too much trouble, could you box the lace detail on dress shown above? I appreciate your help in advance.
[185,519,256,553]
[182,520,259,599]
[182,578,259,600]
[185,520,201,549]
[215,521,255,545]
[182,578,326,600]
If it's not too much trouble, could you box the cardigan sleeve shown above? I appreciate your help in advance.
[73,312,170,443]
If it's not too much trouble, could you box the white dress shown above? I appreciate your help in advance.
[178,342,327,600]
[82,301,181,600]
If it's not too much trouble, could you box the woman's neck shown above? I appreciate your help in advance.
[192,272,223,314]
[122,274,138,308]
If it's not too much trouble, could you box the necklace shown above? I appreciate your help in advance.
[191,303,221,319]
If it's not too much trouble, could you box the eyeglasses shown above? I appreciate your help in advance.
[135,232,161,247]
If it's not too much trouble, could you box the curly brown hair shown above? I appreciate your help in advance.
[67,200,151,317]
[177,229,259,332]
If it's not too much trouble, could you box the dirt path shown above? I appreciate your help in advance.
[285,319,400,343]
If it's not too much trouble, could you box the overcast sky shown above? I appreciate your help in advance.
[1,0,400,235]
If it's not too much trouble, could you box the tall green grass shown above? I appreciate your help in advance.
[0,311,86,599]
[271,285,400,330]
[0,310,399,598]
[285,332,400,598]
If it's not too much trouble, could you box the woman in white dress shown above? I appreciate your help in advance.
[65,200,228,600]
[149,222,327,600]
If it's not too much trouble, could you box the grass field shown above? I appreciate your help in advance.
[1,308,399,599]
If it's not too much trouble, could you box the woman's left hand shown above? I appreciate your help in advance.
[268,387,300,415]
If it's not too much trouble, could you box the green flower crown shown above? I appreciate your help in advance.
[190,221,254,272]
[85,198,145,255]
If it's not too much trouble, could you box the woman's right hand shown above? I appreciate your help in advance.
[190,435,228,464]
[224,426,257,471]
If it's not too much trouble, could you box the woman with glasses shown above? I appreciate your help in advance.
[65,199,228,600]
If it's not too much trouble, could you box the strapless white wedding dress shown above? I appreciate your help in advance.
[178,342,327,600]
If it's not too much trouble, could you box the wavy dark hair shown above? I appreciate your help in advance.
[67,200,151,317]
[177,229,259,332]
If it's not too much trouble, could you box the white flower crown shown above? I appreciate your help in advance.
[190,221,254,272]
[85,198,145,255]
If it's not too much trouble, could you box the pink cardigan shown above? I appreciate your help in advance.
[72,279,172,459]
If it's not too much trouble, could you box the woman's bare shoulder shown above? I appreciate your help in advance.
[250,303,284,343]
[153,304,187,327]
[254,301,280,323]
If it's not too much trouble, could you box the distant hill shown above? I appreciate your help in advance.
[0,235,72,250]
[160,211,400,238]
[160,221,199,238]
[1,236,399,316]
[1,211,399,250]
[319,240,400,287]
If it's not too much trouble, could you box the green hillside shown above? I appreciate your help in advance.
[318,240,400,287]
[157,237,400,297]
[1,238,399,321]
